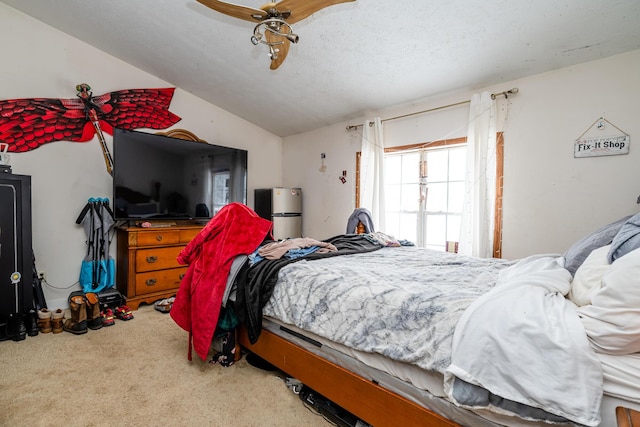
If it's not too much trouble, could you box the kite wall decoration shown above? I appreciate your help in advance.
[0,84,182,175]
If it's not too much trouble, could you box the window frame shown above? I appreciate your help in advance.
[356,133,504,257]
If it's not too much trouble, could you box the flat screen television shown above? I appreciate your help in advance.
[112,128,248,221]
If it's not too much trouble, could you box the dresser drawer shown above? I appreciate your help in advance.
[136,246,185,272]
[135,267,187,295]
[180,228,201,243]
[135,230,181,247]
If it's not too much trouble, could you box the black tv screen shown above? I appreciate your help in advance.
[112,128,247,221]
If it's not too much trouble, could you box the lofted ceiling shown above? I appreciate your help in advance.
[2,0,640,137]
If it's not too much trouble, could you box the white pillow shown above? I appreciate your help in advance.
[577,246,640,355]
[568,245,610,306]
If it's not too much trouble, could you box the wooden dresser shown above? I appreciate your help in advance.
[116,224,203,310]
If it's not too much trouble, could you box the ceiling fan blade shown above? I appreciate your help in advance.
[197,0,267,22]
[265,29,291,70]
[275,0,355,24]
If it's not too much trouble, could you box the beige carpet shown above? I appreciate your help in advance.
[0,305,330,427]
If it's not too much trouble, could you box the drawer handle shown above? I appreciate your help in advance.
[179,273,185,280]
[145,278,157,287]
[156,235,163,242]
[146,256,158,263]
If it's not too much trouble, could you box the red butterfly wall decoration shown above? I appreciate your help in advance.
[0,84,182,174]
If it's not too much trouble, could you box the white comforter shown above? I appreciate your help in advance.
[444,255,603,426]
[263,246,513,373]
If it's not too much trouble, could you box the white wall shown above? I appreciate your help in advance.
[283,50,640,260]
[0,4,282,309]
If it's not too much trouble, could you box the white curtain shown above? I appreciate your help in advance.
[416,149,428,247]
[459,92,497,257]
[360,117,386,231]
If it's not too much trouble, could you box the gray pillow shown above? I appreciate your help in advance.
[563,215,631,276]
[608,212,640,263]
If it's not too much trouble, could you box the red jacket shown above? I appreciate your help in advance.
[170,203,272,360]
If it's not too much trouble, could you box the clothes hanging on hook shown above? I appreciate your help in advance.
[76,197,116,293]
[76,197,114,224]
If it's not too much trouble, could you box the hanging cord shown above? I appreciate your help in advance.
[39,277,81,290]
[576,117,629,140]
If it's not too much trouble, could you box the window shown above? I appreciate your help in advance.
[212,171,230,215]
[423,145,467,250]
[356,134,503,255]
[385,141,466,251]
[384,150,420,244]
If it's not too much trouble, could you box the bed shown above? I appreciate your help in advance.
[226,213,640,427]
[170,203,640,426]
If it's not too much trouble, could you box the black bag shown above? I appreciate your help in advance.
[97,288,125,310]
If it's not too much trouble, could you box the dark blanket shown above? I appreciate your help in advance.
[235,234,383,344]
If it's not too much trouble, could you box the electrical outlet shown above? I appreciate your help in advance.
[38,271,46,281]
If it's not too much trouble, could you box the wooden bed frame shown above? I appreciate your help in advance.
[237,324,461,427]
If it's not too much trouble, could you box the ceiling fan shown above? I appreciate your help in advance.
[197,0,355,70]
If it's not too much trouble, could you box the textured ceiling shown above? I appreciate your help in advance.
[2,0,640,137]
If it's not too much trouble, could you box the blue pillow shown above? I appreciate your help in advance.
[563,216,630,276]
[608,212,640,263]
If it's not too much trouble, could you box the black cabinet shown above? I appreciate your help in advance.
[0,173,33,319]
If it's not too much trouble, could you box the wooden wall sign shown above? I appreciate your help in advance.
[574,117,630,158]
[574,135,629,158]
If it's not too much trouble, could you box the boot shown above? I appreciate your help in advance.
[63,292,87,335]
[25,309,39,337]
[7,312,27,341]
[51,309,65,334]
[37,308,53,333]
[84,293,103,330]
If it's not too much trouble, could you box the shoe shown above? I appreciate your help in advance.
[101,308,115,327]
[114,305,134,321]
[84,292,103,330]
[63,291,87,335]
[37,308,53,334]
[153,297,174,313]
[51,309,65,334]
[7,312,27,341]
